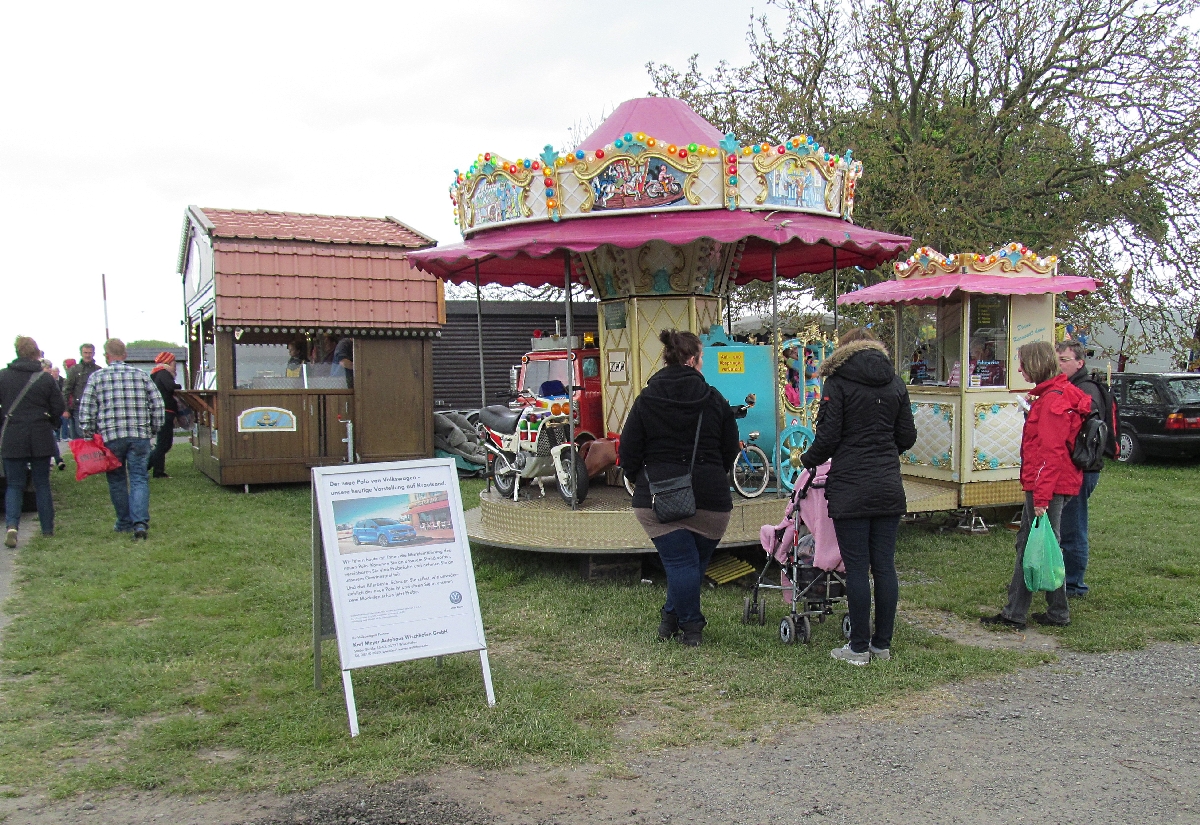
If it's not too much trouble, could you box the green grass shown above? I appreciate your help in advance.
[897,459,1200,652]
[2,451,1195,797]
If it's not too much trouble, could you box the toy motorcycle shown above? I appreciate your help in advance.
[477,391,588,505]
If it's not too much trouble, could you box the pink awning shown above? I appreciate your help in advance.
[838,273,1097,305]
[408,210,912,287]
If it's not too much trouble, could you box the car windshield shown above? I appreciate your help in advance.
[1167,377,1200,405]
[373,518,401,526]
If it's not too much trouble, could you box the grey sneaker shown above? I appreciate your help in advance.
[4,528,16,548]
[869,644,891,661]
[831,644,870,666]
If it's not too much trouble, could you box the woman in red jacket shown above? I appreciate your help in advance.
[982,341,1091,630]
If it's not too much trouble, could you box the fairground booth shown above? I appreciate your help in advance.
[840,245,1096,519]
[409,97,914,556]
[177,207,442,488]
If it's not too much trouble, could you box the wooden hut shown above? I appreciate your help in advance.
[176,207,442,487]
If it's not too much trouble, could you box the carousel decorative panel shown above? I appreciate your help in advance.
[634,297,693,389]
[901,401,955,469]
[972,402,1022,470]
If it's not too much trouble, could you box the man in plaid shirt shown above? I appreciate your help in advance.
[78,339,165,539]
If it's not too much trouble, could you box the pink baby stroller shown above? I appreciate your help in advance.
[744,462,852,645]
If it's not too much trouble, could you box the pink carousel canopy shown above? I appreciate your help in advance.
[837,272,1097,305]
[407,209,912,287]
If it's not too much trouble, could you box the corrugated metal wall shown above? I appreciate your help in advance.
[432,300,599,411]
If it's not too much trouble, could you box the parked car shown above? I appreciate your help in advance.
[352,517,416,547]
[1111,372,1200,463]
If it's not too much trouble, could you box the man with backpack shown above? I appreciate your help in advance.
[1055,340,1118,597]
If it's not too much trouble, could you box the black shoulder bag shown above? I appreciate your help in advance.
[647,412,703,523]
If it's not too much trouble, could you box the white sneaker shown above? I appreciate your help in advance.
[4,528,16,549]
[830,644,870,666]
[869,644,891,661]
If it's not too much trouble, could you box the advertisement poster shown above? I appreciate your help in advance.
[313,459,489,671]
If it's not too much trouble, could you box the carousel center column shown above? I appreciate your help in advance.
[573,238,741,436]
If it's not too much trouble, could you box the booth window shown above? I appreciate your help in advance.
[581,356,600,379]
[967,295,1008,388]
[900,300,962,386]
[195,343,217,390]
[234,344,299,389]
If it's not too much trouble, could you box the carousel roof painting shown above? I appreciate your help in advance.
[411,97,913,288]
[181,207,441,330]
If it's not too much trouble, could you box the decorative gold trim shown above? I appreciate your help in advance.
[750,152,835,207]
[965,244,1058,275]
[971,401,1022,470]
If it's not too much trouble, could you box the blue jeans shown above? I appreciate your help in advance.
[4,457,54,534]
[833,515,901,653]
[651,529,720,625]
[1060,472,1099,595]
[104,437,151,531]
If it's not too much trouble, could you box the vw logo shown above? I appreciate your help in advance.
[449,591,463,604]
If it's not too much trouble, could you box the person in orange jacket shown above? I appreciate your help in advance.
[982,341,1092,630]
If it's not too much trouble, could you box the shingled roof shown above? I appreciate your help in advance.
[193,207,436,247]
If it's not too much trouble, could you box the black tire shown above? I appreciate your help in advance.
[557,447,589,505]
[353,535,361,546]
[492,452,517,497]
[798,615,812,644]
[376,534,390,548]
[757,598,767,626]
[1118,428,1144,464]
[841,613,852,641]
[732,444,771,498]
[743,597,753,625]
[780,616,797,644]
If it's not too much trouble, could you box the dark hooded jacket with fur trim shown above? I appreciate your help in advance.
[799,340,917,519]
[618,364,740,512]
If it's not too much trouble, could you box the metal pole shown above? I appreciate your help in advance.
[102,273,110,341]
[772,248,781,498]
[832,248,839,337]
[475,262,486,408]
[563,252,577,510]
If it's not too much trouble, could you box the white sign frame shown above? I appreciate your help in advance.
[312,458,495,736]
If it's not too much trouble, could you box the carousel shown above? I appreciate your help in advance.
[839,245,1097,526]
[409,97,913,554]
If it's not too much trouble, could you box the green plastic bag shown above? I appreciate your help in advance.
[1022,514,1066,592]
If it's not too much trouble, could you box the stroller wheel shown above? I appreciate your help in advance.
[841,613,852,641]
[757,599,767,626]
[779,616,797,645]
[742,597,752,625]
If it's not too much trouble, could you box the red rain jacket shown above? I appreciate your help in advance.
[1020,373,1092,508]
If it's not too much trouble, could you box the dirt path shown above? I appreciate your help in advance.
[3,639,1197,825]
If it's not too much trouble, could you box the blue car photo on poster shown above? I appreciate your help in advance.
[351,518,416,547]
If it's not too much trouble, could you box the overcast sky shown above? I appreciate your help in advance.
[0,0,785,367]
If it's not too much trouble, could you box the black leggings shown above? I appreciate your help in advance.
[832,515,901,653]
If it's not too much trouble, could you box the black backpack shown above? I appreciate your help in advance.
[1083,372,1120,460]
[1051,384,1109,471]
[1071,409,1108,471]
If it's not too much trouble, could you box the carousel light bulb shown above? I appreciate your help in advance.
[614,138,624,148]
[595,149,605,159]
[635,132,645,142]
[585,153,595,163]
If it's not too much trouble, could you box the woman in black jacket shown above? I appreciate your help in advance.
[800,328,917,666]
[1,336,66,547]
[619,330,740,646]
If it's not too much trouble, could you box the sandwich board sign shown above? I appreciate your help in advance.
[312,457,494,736]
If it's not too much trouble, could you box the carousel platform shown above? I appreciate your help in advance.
[464,476,962,554]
